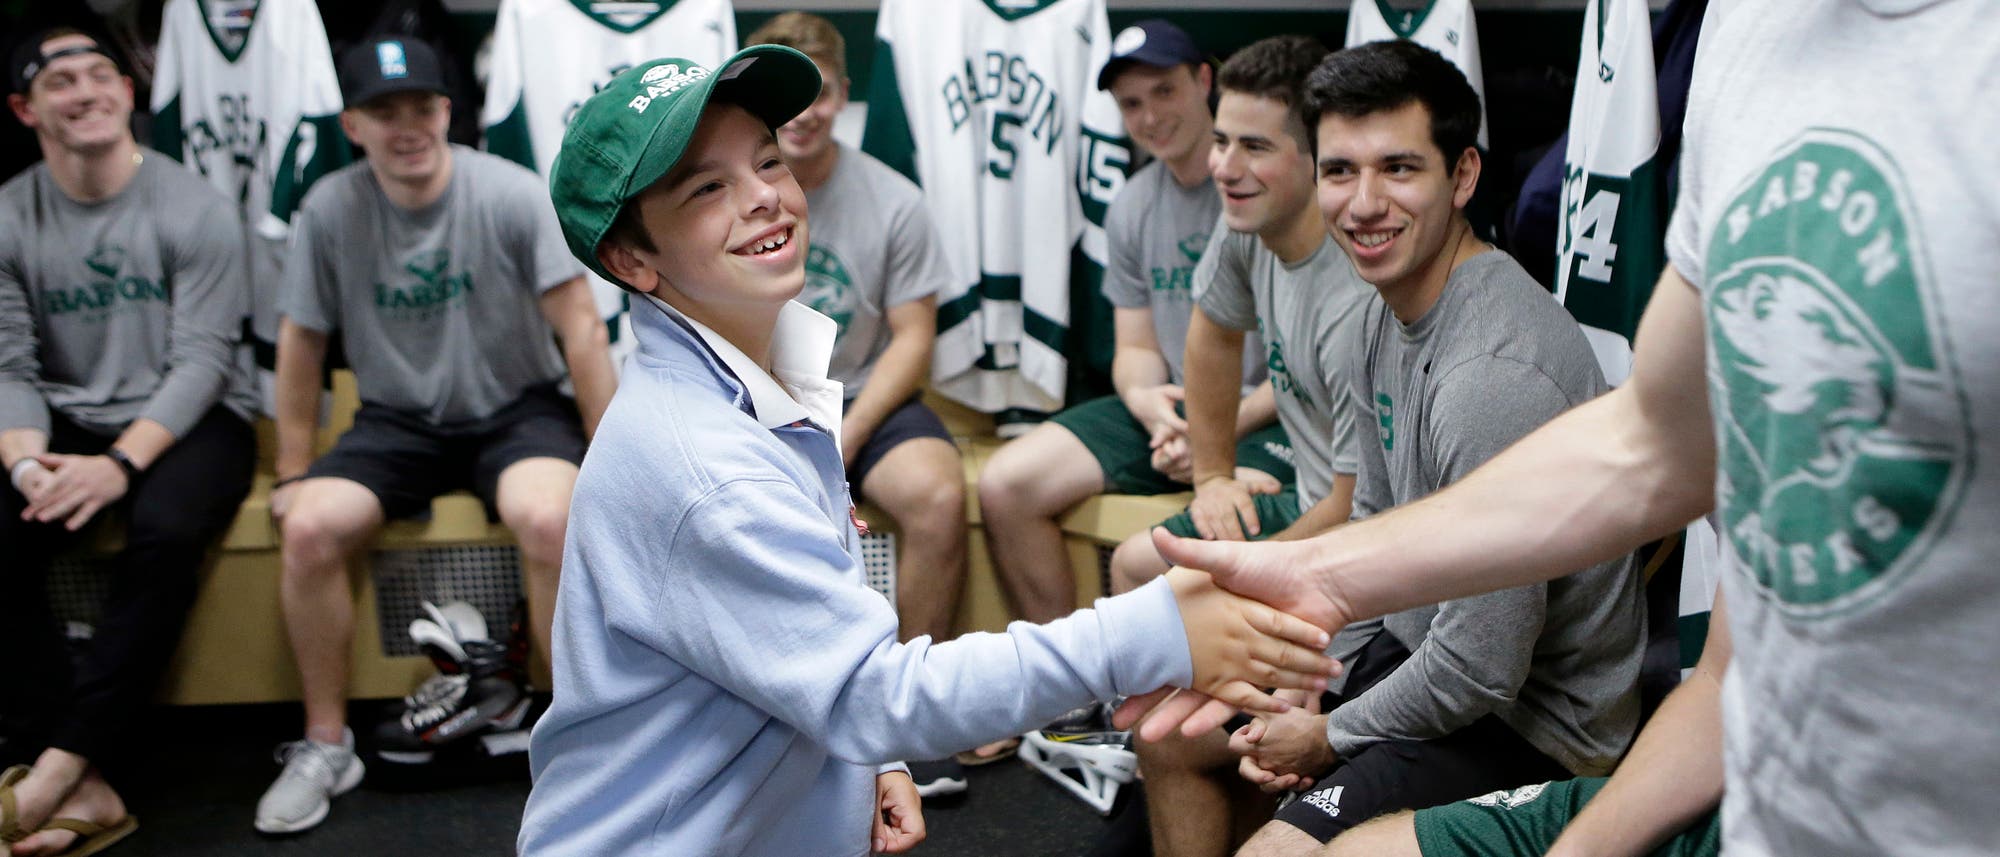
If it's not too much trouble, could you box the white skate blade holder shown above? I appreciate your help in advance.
[1018,730,1138,815]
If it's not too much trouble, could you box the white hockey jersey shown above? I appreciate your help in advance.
[482,0,737,330]
[151,0,349,368]
[1345,0,1487,148]
[1557,0,1717,670]
[861,0,1130,413]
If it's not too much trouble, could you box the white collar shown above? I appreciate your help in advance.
[645,296,846,446]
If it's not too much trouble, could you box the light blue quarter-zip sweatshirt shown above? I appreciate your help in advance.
[518,298,1194,856]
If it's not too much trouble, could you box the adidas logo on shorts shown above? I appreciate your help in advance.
[1301,785,1345,819]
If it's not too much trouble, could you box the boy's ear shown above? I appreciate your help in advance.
[1451,146,1481,210]
[597,242,660,295]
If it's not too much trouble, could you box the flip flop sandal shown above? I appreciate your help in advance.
[955,737,1020,767]
[1,764,32,844]
[39,815,138,857]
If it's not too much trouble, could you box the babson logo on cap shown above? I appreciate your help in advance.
[628,63,710,114]
[41,246,167,319]
[1704,129,1972,617]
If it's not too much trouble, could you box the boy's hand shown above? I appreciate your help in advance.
[873,771,925,854]
[1189,475,1261,539]
[1165,567,1338,717]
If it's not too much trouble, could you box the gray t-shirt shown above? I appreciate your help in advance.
[280,146,581,424]
[1328,250,1642,778]
[0,151,256,437]
[1668,3,1999,853]
[800,144,953,392]
[1102,161,1264,389]
[1195,221,1370,508]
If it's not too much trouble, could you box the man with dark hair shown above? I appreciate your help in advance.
[1117,35,1381,857]
[1,27,255,854]
[1147,40,1648,857]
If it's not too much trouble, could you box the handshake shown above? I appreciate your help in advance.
[1141,527,1352,743]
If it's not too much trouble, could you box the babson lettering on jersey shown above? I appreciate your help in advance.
[375,249,473,320]
[1705,130,1972,617]
[41,247,167,319]
[941,51,1063,179]
[801,244,858,333]
[1150,230,1208,295]
[184,93,271,203]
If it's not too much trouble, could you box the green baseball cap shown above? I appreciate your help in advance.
[550,45,822,287]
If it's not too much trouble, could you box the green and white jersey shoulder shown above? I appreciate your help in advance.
[861,0,1130,413]
[1667,1,1998,854]
[1345,0,1486,148]
[1557,0,1666,387]
[150,0,350,366]
[481,0,737,332]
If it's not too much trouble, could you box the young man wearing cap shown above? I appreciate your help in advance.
[519,46,1345,856]
[982,19,1295,634]
[255,38,614,835]
[0,27,256,855]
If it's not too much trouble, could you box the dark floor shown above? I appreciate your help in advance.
[88,703,1139,856]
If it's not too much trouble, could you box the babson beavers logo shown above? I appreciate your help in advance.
[375,248,473,320]
[801,244,857,333]
[42,247,168,318]
[1704,130,1972,617]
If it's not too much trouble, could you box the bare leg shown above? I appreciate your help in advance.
[1108,528,1173,594]
[1236,817,1329,857]
[977,424,1105,623]
[1323,812,1421,857]
[493,457,580,667]
[859,438,967,642]
[1138,728,1270,857]
[278,477,384,741]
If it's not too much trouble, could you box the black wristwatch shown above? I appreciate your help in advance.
[105,447,144,481]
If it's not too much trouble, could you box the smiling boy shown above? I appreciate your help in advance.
[519,46,1341,857]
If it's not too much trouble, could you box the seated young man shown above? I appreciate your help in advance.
[518,46,1343,857]
[1225,41,1648,855]
[982,19,1294,628]
[744,13,966,649]
[1109,35,1381,857]
[257,39,615,834]
[0,29,257,855]
[1317,588,1728,857]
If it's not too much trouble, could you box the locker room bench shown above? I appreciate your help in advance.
[62,381,1189,705]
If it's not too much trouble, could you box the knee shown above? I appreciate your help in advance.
[507,501,570,568]
[1109,533,1167,594]
[898,471,965,534]
[280,507,363,577]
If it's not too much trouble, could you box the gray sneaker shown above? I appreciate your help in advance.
[254,730,365,834]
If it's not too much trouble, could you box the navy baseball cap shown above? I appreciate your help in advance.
[1097,19,1205,91]
[9,28,120,95]
[338,38,447,106]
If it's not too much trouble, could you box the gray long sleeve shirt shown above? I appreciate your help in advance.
[0,151,255,438]
[1328,251,1644,778]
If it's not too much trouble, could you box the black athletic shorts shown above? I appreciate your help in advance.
[845,395,953,487]
[306,383,586,520]
[1271,714,1574,844]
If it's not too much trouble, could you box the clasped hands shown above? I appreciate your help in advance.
[14,452,130,531]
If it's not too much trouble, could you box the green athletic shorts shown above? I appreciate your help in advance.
[1048,394,1295,496]
[1413,777,1721,857]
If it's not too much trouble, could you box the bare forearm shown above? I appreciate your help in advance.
[1186,314,1246,484]
[1546,596,1730,857]
[844,333,931,450]
[1317,387,1714,621]
[1270,474,1354,542]
[273,322,327,479]
[1111,347,1171,408]
[110,419,177,470]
